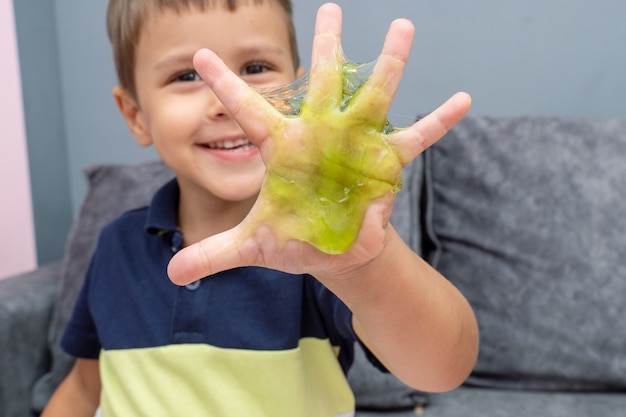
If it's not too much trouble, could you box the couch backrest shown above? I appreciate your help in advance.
[421,116,626,391]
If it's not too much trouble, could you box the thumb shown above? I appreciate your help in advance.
[167,228,255,285]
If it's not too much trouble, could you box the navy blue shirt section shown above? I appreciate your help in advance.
[62,179,361,373]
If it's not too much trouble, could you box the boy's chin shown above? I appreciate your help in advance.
[215,182,263,204]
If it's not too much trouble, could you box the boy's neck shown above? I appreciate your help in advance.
[177,186,257,247]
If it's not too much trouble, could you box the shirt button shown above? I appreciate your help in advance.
[185,280,201,291]
[170,231,183,253]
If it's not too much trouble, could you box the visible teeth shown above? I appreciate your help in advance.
[207,139,252,149]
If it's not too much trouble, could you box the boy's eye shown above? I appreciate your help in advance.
[174,71,201,82]
[241,62,271,75]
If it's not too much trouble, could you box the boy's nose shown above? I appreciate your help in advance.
[205,88,230,120]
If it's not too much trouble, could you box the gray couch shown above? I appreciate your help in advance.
[2,116,625,416]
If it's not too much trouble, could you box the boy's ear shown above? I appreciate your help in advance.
[112,86,152,147]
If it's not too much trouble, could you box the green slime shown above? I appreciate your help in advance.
[255,60,403,254]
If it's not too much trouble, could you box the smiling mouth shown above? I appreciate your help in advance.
[203,139,256,152]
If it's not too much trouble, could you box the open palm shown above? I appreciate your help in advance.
[168,3,471,285]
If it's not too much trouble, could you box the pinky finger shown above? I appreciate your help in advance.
[389,92,472,166]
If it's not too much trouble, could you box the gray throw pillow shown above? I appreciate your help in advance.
[31,161,174,412]
[422,116,626,391]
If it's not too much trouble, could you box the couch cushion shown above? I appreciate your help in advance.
[358,388,626,417]
[32,158,427,411]
[424,386,626,417]
[358,387,626,417]
[31,161,174,412]
[0,263,60,417]
[422,116,626,391]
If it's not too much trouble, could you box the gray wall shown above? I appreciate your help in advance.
[14,0,72,265]
[15,0,626,265]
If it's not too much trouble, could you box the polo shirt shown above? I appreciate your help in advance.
[62,179,365,417]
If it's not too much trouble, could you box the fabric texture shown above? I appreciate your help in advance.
[357,386,626,417]
[0,263,60,417]
[422,116,626,391]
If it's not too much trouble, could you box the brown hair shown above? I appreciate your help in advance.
[106,0,299,98]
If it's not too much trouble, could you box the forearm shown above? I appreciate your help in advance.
[42,359,101,417]
[319,226,479,392]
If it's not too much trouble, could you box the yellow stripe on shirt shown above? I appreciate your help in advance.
[99,337,355,417]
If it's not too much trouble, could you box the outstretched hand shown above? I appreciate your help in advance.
[168,3,471,285]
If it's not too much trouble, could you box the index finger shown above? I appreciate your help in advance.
[193,48,285,144]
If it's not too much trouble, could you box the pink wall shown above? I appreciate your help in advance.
[0,0,37,279]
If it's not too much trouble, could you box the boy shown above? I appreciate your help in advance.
[43,1,478,416]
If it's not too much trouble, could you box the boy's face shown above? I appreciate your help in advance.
[116,2,302,205]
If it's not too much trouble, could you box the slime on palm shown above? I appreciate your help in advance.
[254,58,403,254]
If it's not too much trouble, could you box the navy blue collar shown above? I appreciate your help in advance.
[145,178,180,236]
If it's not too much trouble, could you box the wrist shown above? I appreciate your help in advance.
[317,226,415,307]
